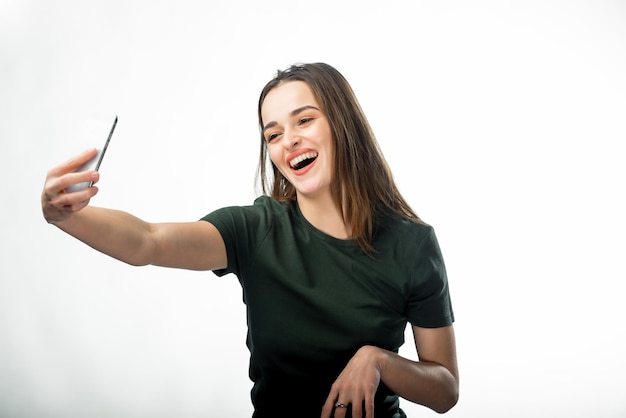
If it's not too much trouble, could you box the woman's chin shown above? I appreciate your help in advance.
[293,181,331,199]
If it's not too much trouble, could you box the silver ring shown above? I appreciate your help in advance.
[335,402,347,408]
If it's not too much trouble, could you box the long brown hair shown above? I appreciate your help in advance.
[257,63,421,253]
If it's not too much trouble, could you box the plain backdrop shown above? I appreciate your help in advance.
[1,1,625,417]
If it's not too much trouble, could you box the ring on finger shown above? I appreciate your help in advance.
[334,402,347,408]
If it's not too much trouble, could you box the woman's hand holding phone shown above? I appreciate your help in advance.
[42,115,116,224]
[41,148,101,224]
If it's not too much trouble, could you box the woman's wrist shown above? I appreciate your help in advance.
[357,345,388,375]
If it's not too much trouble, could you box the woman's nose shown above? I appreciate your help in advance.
[282,130,301,149]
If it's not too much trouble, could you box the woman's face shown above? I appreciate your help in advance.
[261,81,334,199]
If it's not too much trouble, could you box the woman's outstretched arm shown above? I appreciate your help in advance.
[42,149,226,271]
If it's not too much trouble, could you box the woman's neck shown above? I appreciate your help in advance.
[296,192,351,240]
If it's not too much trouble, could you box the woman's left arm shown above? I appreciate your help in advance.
[321,324,459,418]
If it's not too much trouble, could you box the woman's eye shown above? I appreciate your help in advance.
[266,133,280,142]
[298,117,313,125]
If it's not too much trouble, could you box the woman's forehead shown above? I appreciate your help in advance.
[261,81,320,121]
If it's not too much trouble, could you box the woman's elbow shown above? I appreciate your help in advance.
[433,385,459,414]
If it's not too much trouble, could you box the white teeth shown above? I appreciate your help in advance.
[289,152,318,168]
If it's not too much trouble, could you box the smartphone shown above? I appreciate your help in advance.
[66,115,118,193]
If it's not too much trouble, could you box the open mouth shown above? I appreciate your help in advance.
[289,151,318,171]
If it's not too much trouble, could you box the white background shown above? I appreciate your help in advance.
[1,1,625,417]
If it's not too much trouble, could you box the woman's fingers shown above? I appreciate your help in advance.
[321,387,373,418]
[57,170,100,193]
[48,148,98,177]
[41,180,99,223]
[42,150,101,223]
[320,346,382,418]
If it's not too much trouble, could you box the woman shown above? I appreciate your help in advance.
[42,63,459,418]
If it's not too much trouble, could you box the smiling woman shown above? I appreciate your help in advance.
[41,62,458,418]
[262,81,335,210]
[258,64,424,254]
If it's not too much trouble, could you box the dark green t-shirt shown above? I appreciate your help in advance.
[201,196,453,417]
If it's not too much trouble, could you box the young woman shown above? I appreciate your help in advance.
[42,63,459,418]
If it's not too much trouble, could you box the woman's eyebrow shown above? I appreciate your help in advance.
[290,105,320,116]
[263,105,320,133]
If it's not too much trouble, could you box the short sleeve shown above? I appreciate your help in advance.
[199,196,280,279]
[406,226,454,328]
